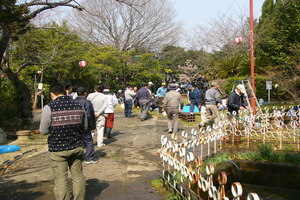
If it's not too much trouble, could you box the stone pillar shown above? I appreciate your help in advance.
[16,130,32,141]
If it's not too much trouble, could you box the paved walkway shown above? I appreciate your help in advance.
[0,110,191,200]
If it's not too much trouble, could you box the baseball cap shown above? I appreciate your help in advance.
[162,82,166,86]
[187,84,193,88]
[236,84,246,94]
[148,81,153,85]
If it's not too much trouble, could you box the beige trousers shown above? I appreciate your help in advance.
[200,105,220,126]
[50,147,85,200]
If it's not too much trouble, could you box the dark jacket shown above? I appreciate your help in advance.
[136,87,150,101]
[188,88,202,104]
[74,96,96,131]
[227,91,245,114]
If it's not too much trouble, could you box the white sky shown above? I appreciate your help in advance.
[171,0,265,31]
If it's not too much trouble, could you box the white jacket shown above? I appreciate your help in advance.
[105,93,118,113]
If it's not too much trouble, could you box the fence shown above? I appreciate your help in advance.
[157,105,300,199]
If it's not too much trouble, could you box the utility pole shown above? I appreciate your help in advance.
[250,0,256,113]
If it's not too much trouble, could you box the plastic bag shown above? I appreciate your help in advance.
[0,145,21,154]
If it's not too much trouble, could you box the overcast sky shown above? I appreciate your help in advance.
[171,0,265,31]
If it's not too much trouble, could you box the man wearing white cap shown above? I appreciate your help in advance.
[227,84,247,114]
[147,81,154,95]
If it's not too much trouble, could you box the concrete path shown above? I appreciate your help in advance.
[0,111,192,200]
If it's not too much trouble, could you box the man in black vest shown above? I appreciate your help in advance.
[40,84,87,200]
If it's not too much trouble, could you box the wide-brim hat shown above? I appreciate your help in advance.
[168,83,176,90]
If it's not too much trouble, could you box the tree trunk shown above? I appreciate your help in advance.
[5,68,33,129]
[32,92,38,110]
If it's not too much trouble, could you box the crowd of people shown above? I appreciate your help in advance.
[39,81,248,200]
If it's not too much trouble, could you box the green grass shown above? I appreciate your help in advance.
[209,144,300,166]
[151,178,181,200]
[110,154,118,159]
[114,104,124,112]
[151,178,164,188]
[260,102,298,113]
[202,152,231,169]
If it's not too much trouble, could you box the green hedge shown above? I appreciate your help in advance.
[223,76,274,100]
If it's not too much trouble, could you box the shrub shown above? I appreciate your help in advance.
[223,76,269,100]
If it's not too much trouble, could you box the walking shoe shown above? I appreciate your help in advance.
[97,143,106,147]
[198,124,205,129]
[168,130,172,134]
[84,159,98,164]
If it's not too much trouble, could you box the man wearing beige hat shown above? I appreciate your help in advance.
[163,83,184,133]
[199,81,222,127]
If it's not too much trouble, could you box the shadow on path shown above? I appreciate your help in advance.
[85,178,109,200]
[0,179,51,200]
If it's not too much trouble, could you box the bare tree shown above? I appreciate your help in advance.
[70,0,181,50]
[188,10,250,54]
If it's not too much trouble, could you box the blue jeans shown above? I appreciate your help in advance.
[81,132,95,161]
[190,99,199,113]
[124,100,133,117]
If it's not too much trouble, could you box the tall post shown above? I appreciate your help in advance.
[250,0,256,113]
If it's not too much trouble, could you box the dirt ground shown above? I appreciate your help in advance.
[0,110,192,200]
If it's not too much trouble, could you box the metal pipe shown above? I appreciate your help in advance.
[249,0,256,114]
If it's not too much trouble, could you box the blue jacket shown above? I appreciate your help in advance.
[156,87,167,97]
[188,88,202,103]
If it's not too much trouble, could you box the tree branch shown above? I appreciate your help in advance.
[34,26,83,43]
[16,47,57,74]
[26,0,83,19]
[115,0,144,17]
